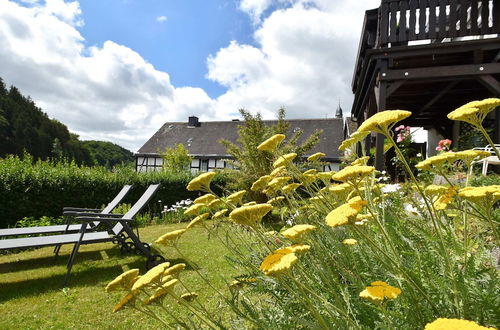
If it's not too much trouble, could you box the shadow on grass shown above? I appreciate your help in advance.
[0,252,192,303]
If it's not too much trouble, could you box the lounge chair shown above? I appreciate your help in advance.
[0,185,133,238]
[472,144,500,175]
[0,184,165,284]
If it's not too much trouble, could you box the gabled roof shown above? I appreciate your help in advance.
[137,118,344,161]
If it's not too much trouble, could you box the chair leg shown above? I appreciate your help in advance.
[64,223,87,286]
[121,223,151,258]
[55,215,73,256]
[482,161,488,175]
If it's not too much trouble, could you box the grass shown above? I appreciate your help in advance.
[0,222,236,329]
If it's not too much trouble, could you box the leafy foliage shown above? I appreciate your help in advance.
[159,143,192,173]
[81,140,134,168]
[220,108,322,199]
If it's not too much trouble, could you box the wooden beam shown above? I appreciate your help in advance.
[386,81,405,97]
[477,75,500,95]
[380,63,500,81]
[414,81,459,116]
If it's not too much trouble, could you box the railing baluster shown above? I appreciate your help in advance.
[380,2,390,46]
[438,0,448,38]
[419,0,430,39]
[470,0,479,34]
[458,0,468,36]
[449,0,458,37]
[494,0,500,33]
[389,1,400,43]
[429,0,438,39]
[409,0,418,39]
[399,1,409,42]
[480,0,490,34]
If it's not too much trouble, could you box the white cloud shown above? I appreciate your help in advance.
[0,0,381,151]
[156,15,167,22]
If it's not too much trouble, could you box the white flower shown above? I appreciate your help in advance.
[416,153,422,157]
[404,203,420,216]
[381,170,386,175]
[381,184,401,193]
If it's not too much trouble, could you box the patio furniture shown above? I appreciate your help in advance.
[0,185,133,239]
[472,144,500,175]
[0,184,165,284]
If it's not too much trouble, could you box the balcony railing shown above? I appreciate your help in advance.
[379,0,499,47]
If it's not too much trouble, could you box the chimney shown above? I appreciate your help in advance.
[188,116,200,127]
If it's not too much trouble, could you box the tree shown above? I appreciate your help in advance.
[160,144,192,173]
[220,107,322,199]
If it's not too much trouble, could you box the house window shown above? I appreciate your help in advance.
[200,159,209,171]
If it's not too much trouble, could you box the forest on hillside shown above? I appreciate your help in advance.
[0,77,133,167]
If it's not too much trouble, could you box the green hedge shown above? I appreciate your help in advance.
[0,155,227,228]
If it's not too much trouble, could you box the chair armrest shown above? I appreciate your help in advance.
[75,216,134,223]
[63,207,103,212]
[63,210,124,217]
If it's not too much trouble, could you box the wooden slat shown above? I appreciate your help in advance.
[380,2,390,46]
[458,0,468,36]
[399,1,409,42]
[380,63,500,81]
[470,0,479,34]
[428,0,438,39]
[480,0,490,34]
[389,2,399,43]
[408,0,418,39]
[494,0,500,33]
[438,0,448,38]
[419,0,429,39]
[449,0,459,37]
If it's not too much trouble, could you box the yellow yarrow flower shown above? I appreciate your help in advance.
[251,175,272,191]
[270,165,286,177]
[229,203,273,227]
[357,110,412,134]
[131,262,171,292]
[433,187,456,210]
[339,131,370,151]
[187,212,209,229]
[212,209,228,219]
[342,238,357,245]
[181,292,199,302]
[184,203,205,216]
[113,292,135,313]
[352,156,370,166]
[328,183,351,194]
[424,318,495,330]
[243,201,257,206]
[143,288,168,305]
[105,268,140,292]
[459,185,500,207]
[447,98,500,126]
[455,150,491,167]
[273,153,297,168]
[155,229,187,245]
[207,198,223,208]
[281,224,316,241]
[187,172,216,192]
[193,194,216,204]
[317,171,335,182]
[307,152,325,162]
[268,176,291,189]
[359,281,401,301]
[282,183,301,194]
[226,190,246,204]
[259,249,298,276]
[257,134,286,152]
[326,197,367,227]
[332,165,375,185]
[424,185,449,197]
[164,263,186,276]
[416,152,458,171]
[268,196,285,204]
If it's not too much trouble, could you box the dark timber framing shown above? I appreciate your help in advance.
[352,0,500,170]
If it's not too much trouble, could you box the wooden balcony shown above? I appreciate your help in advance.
[351,0,500,169]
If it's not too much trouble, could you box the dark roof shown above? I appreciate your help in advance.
[137,118,344,161]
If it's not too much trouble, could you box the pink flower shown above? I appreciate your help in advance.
[436,146,443,151]
[395,125,405,132]
[436,139,452,152]
[397,134,404,143]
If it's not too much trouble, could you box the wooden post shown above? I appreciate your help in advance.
[375,63,388,171]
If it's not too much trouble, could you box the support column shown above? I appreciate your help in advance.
[495,108,500,144]
[375,63,387,171]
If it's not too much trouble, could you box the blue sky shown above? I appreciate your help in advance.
[78,0,255,98]
[0,0,380,150]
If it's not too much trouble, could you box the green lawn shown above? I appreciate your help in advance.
[0,223,236,329]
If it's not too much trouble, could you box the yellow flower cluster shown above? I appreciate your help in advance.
[193,194,216,205]
[268,196,285,204]
[113,292,135,313]
[342,238,357,245]
[105,268,140,292]
[251,175,272,191]
[326,197,367,228]
[212,209,228,219]
[281,224,316,241]
[424,318,495,330]
[187,213,210,229]
[184,203,205,216]
[257,134,286,152]
[180,292,198,302]
[359,281,401,301]
[273,153,297,168]
[424,185,449,197]
[226,190,246,204]
[357,110,412,134]
[459,185,500,206]
[447,98,500,126]
[282,183,301,194]
[351,156,370,166]
[229,203,273,227]
[132,262,171,292]
[416,152,457,171]
[307,152,325,162]
[187,172,216,192]
[267,176,291,191]
[270,165,286,177]
[433,187,456,211]
[259,245,310,276]
[155,229,187,245]
[332,166,375,185]
[339,131,370,151]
